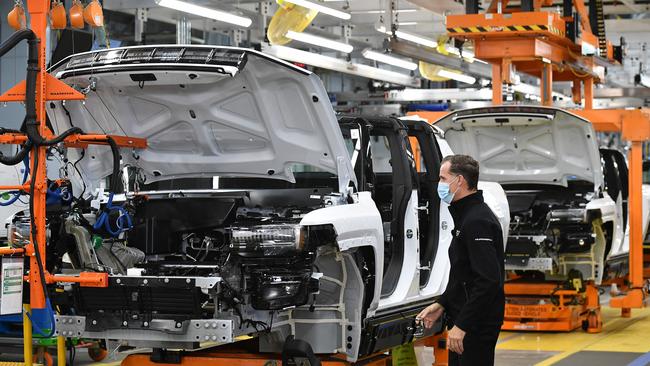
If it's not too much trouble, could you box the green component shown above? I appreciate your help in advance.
[92,235,103,249]
[1,192,10,200]
[35,336,57,346]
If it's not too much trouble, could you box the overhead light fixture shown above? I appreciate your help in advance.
[264,45,419,87]
[286,30,353,53]
[437,69,476,84]
[460,50,488,64]
[396,22,418,26]
[376,25,438,49]
[156,0,252,27]
[351,9,418,14]
[362,49,417,70]
[283,0,351,20]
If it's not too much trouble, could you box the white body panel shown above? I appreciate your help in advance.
[615,184,650,258]
[300,191,383,318]
[433,107,603,189]
[48,46,356,194]
[377,191,421,310]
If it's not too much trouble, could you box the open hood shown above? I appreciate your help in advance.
[434,106,603,188]
[47,46,355,193]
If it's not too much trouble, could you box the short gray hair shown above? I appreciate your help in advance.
[441,155,479,190]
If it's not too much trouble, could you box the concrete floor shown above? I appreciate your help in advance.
[2,306,650,366]
[495,306,650,366]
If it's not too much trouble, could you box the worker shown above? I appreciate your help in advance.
[417,155,505,366]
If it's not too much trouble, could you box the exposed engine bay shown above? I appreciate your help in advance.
[31,179,354,344]
[504,182,605,281]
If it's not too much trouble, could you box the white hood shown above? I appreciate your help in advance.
[434,106,602,188]
[47,46,355,193]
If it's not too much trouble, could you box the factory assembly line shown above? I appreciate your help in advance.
[0,1,649,366]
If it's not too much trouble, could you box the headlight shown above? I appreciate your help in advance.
[230,224,306,255]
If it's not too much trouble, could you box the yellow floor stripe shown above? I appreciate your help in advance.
[495,306,650,365]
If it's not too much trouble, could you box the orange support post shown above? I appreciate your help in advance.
[541,62,553,106]
[584,77,593,110]
[26,0,52,311]
[492,63,503,105]
[571,80,582,105]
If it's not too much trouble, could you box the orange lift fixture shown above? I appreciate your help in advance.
[0,2,447,366]
[412,0,650,333]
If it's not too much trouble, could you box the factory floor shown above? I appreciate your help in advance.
[2,305,650,366]
[495,305,650,366]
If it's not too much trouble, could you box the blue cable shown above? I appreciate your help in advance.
[0,156,29,207]
[24,298,56,338]
[93,192,133,237]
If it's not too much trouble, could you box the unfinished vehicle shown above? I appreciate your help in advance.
[434,106,626,285]
[33,45,511,362]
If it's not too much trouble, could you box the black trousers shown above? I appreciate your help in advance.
[448,324,501,366]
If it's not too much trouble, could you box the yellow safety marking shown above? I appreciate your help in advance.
[495,306,650,366]
[447,24,564,37]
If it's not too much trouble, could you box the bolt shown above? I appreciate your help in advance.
[176,322,182,328]
[143,322,149,327]
[212,323,217,329]
[212,336,217,341]
[186,278,191,284]
[204,323,210,329]
[116,279,121,284]
[123,321,128,326]
[92,320,97,325]
[205,335,210,340]
[143,279,148,285]
[164,278,170,283]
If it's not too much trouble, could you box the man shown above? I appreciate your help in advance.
[417,155,505,366]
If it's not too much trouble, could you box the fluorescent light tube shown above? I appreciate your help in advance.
[156,0,252,27]
[437,69,476,84]
[362,49,417,70]
[265,45,419,87]
[283,0,351,20]
[396,30,438,48]
[377,26,438,49]
[286,30,353,53]
[352,9,417,14]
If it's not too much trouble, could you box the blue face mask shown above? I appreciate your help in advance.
[438,176,460,204]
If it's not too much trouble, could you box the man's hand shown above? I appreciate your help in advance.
[447,325,466,355]
[416,303,444,329]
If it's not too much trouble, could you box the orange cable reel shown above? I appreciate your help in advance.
[84,0,104,28]
[8,0,27,31]
[50,0,67,30]
[69,0,85,29]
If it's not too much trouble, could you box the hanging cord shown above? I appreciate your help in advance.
[92,137,133,237]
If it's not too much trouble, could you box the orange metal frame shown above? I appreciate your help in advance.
[0,0,146,313]
[407,1,650,331]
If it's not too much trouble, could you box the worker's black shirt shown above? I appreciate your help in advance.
[438,191,505,332]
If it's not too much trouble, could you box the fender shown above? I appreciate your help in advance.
[300,191,384,317]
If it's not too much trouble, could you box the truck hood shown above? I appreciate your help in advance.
[433,106,602,188]
[47,46,355,193]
